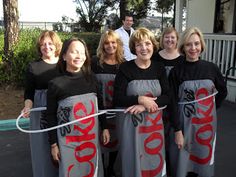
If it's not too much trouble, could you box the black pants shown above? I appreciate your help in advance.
[187,172,198,177]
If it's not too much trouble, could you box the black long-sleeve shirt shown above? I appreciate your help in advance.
[46,71,107,145]
[24,59,60,101]
[91,56,120,75]
[151,51,185,72]
[169,59,228,131]
[113,60,170,108]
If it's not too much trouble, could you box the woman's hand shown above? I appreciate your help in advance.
[138,96,158,113]
[102,129,110,145]
[125,105,146,114]
[21,107,31,118]
[51,143,60,162]
[175,130,184,149]
[21,99,33,118]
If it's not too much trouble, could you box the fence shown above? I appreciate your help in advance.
[202,34,236,102]
[202,34,236,80]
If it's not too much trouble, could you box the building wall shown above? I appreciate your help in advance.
[186,0,216,33]
[19,21,54,30]
[224,0,235,33]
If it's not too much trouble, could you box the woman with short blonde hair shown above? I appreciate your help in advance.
[114,27,170,177]
[169,27,227,177]
[129,27,159,55]
[178,27,206,55]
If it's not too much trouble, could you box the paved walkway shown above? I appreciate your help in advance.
[0,101,235,177]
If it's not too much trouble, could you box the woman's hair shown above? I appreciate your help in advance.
[57,37,91,75]
[178,27,206,55]
[129,27,159,55]
[96,30,124,65]
[36,30,62,57]
[159,27,179,49]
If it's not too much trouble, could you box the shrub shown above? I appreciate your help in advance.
[0,29,41,86]
[77,32,101,57]
[0,29,101,86]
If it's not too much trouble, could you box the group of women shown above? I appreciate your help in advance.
[22,26,227,177]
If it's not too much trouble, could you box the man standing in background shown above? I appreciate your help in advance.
[115,12,136,61]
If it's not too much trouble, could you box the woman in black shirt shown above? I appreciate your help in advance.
[22,30,62,177]
[91,30,124,177]
[169,27,227,177]
[113,27,170,177]
[46,38,110,177]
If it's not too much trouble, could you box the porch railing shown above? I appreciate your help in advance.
[202,34,236,80]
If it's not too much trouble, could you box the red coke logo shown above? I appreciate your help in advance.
[66,100,97,177]
[190,88,214,164]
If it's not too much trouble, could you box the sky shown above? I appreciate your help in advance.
[0,0,78,22]
[0,0,173,22]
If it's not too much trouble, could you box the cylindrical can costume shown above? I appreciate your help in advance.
[95,73,119,152]
[119,80,166,177]
[176,80,217,177]
[30,89,58,177]
[56,93,103,177]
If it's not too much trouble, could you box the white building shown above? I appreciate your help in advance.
[175,0,236,102]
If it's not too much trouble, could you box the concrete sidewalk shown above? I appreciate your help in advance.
[0,101,235,177]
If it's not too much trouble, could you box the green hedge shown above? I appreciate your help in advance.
[0,29,101,86]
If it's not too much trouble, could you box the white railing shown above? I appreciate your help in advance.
[202,34,236,80]
[202,34,236,102]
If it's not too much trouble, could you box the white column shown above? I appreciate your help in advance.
[175,0,184,33]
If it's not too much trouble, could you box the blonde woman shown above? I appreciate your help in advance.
[169,27,227,177]
[152,27,185,177]
[91,30,124,177]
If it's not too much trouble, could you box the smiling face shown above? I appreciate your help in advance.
[104,37,118,55]
[163,31,178,50]
[122,16,134,30]
[184,33,202,62]
[135,37,154,62]
[40,36,56,59]
[64,41,86,72]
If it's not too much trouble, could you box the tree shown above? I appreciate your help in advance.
[119,0,151,26]
[128,0,151,20]
[154,0,174,31]
[2,0,19,70]
[74,0,118,32]
[61,15,75,32]
[106,13,120,29]
[119,0,128,20]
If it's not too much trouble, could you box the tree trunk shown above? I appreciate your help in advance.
[161,11,164,32]
[119,0,128,19]
[3,0,19,63]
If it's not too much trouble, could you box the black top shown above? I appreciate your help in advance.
[169,59,228,131]
[113,60,170,107]
[125,29,131,36]
[151,51,185,70]
[24,59,60,101]
[91,56,120,74]
[151,51,185,121]
[46,71,107,145]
